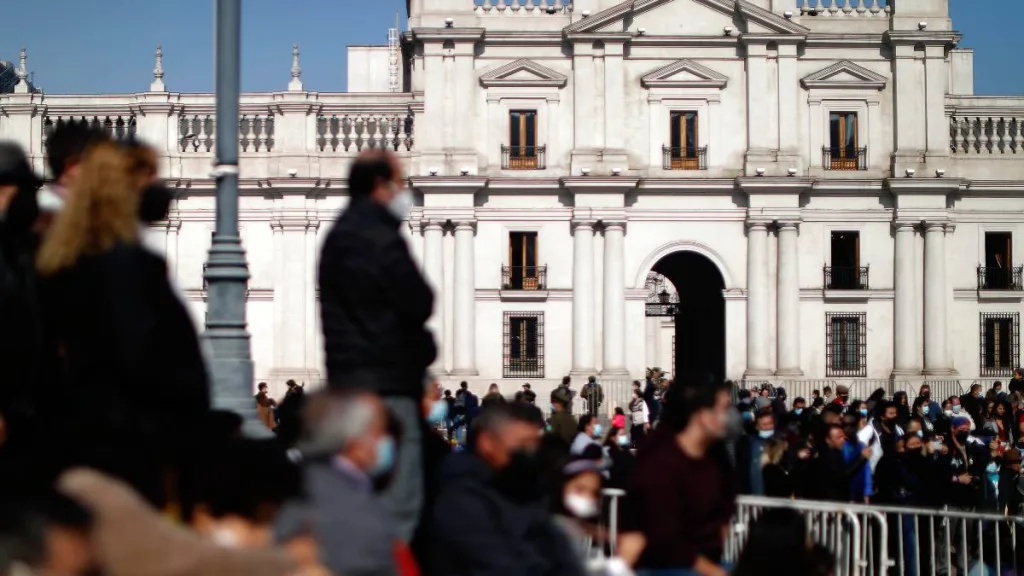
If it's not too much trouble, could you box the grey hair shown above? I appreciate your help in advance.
[297,391,377,458]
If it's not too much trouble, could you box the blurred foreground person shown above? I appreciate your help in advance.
[0,492,98,576]
[431,403,585,576]
[276,390,400,576]
[58,469,298,576]
[319,149,435,542]
[733,508,827,576]
[0,142,43,465]
[34,141,209,501]
[36,120,111,227]
[619,375,736,576]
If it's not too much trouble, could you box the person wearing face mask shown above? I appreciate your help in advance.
[430,402,586,576]
[619,375,736,576]
[571,415,603,456]
[916,384,941,424]
[736,409,775,496]
[318,150,436,544]
[602,426,636,489]
[551,458,605,565]
[276,390,401,576]
[934,416,990,571]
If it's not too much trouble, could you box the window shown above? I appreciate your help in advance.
[664,111,706,170]
[980,232,1018,290]
[825,112,864,170]
[826,313,866,377]
[826,231,867,289]
[503,232,545,290]
[503,312,544,378]
[981,313,1019,376]
[504,110,543,169]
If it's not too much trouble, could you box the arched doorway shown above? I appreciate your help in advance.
[645,252,726,383]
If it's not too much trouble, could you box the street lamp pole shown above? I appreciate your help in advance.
[204,0,263,435]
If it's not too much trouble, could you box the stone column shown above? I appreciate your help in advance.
[776,221,802,376]
[602,222,628,376]
[572,222,596,375]
[603,42,625,150]
[422,221,446,372]
[892,222,918,375]
[745,221,771,376]
[452,221,477,375]
[923,222,951,374]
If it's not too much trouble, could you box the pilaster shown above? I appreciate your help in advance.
[745,219,773,378]
[601,219,628,377]
[571,219,597,376]
[451,219,478,376]
[776,220,803,377]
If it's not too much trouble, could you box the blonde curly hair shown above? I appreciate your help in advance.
[37,141,140,275]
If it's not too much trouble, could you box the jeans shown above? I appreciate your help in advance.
[381,396,424,543]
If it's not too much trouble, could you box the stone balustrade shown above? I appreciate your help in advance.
[947,97,1024,155]
[473,0,571,15]
[315,113,414,153]
[178,113,275,153]
[798,0,890,16]
[43,115,137,143]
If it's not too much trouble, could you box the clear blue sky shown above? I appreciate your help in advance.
[0,0,1018,95]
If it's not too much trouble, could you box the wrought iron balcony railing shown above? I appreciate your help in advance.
[501,145,546,170]
[662,145,708,170]
[824,266,870,290]
[502,265,547,291]
[977,266,1023,291]
[822,146,867,171]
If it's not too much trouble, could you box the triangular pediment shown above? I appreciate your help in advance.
[479,59,568,88]
[641,59,729,89]
[801,60,887,90]
[565,0,808,35]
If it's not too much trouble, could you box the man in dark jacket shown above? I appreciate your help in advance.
[430,403,585,576]
[580,376,604,416]
[319,150,437,543]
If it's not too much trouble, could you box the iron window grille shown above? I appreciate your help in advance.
[980,313,1020,377]
[826,312,867,377]
[824,266,870,290]
[503,311,544,378]
[977,266,1023,291]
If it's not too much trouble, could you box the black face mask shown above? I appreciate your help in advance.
[139,184,173,223]
[955,431,970,445]
[2,182,39,235]
[494,449,543,502]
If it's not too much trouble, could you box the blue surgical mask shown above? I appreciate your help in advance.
[592,424,604,438]
[742,411,755,422]
[916,430,924,438]
[426,400,448,424]
[922,406,930,415]
[794,408,803,416]
[758,430,774,439]
[860,409,868,417]
[616,435,630,447]
[953,405,962,414]
[986,462,999,474]
[369,435,396,478]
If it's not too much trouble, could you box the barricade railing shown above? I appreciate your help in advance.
[734,379,980,408]
[728,496,1024,576]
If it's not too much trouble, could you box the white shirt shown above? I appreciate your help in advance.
[570,432,600,456]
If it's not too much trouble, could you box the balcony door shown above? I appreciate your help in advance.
[669,111,698,169]
[509,232,538,290]
[829,112,859,169]
[509,110,537,168]
[985,232,1013,289]
[830,231,860,289]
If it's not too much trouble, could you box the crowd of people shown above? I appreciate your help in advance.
[0,123,954,576]
[734,375,1024,575]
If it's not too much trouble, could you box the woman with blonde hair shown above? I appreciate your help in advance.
[35,140,209,507]
[761,438,794,498]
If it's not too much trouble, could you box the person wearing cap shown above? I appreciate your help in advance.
[832,385,850,407]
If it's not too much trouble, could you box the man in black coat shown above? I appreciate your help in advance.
[319,149,437,543]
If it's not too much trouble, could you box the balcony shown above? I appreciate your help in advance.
[977,266,1023,291]
[822,146,867,171]
[501,145,546,170]
[662,146,708,171]
[824,266,869,290]
[502,265,546,291]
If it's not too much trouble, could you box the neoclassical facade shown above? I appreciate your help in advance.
[2,0,1024,401]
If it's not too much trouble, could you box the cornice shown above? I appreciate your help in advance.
[886,178,964,195]
[884,31,961,47]
[481,31,564,46]
[801,60,887,91]
[740,33,807,45]
[804,33,887,48]
[628,36,739,48]
[486,177,563,191]
[564,32,634,42]
[639,178,736,192]
[479,59,568,88]
[561,177,639,194]
[411,27,485,42]
[736,177,815,194]
[961,180,1024,197]
[409,176,488,194]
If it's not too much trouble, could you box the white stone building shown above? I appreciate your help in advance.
[2,0,1024,403]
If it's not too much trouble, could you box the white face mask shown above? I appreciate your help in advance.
[386,184,414,221]
[564,493,599,519]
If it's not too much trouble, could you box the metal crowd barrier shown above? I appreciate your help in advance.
[728,495,1024,576]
